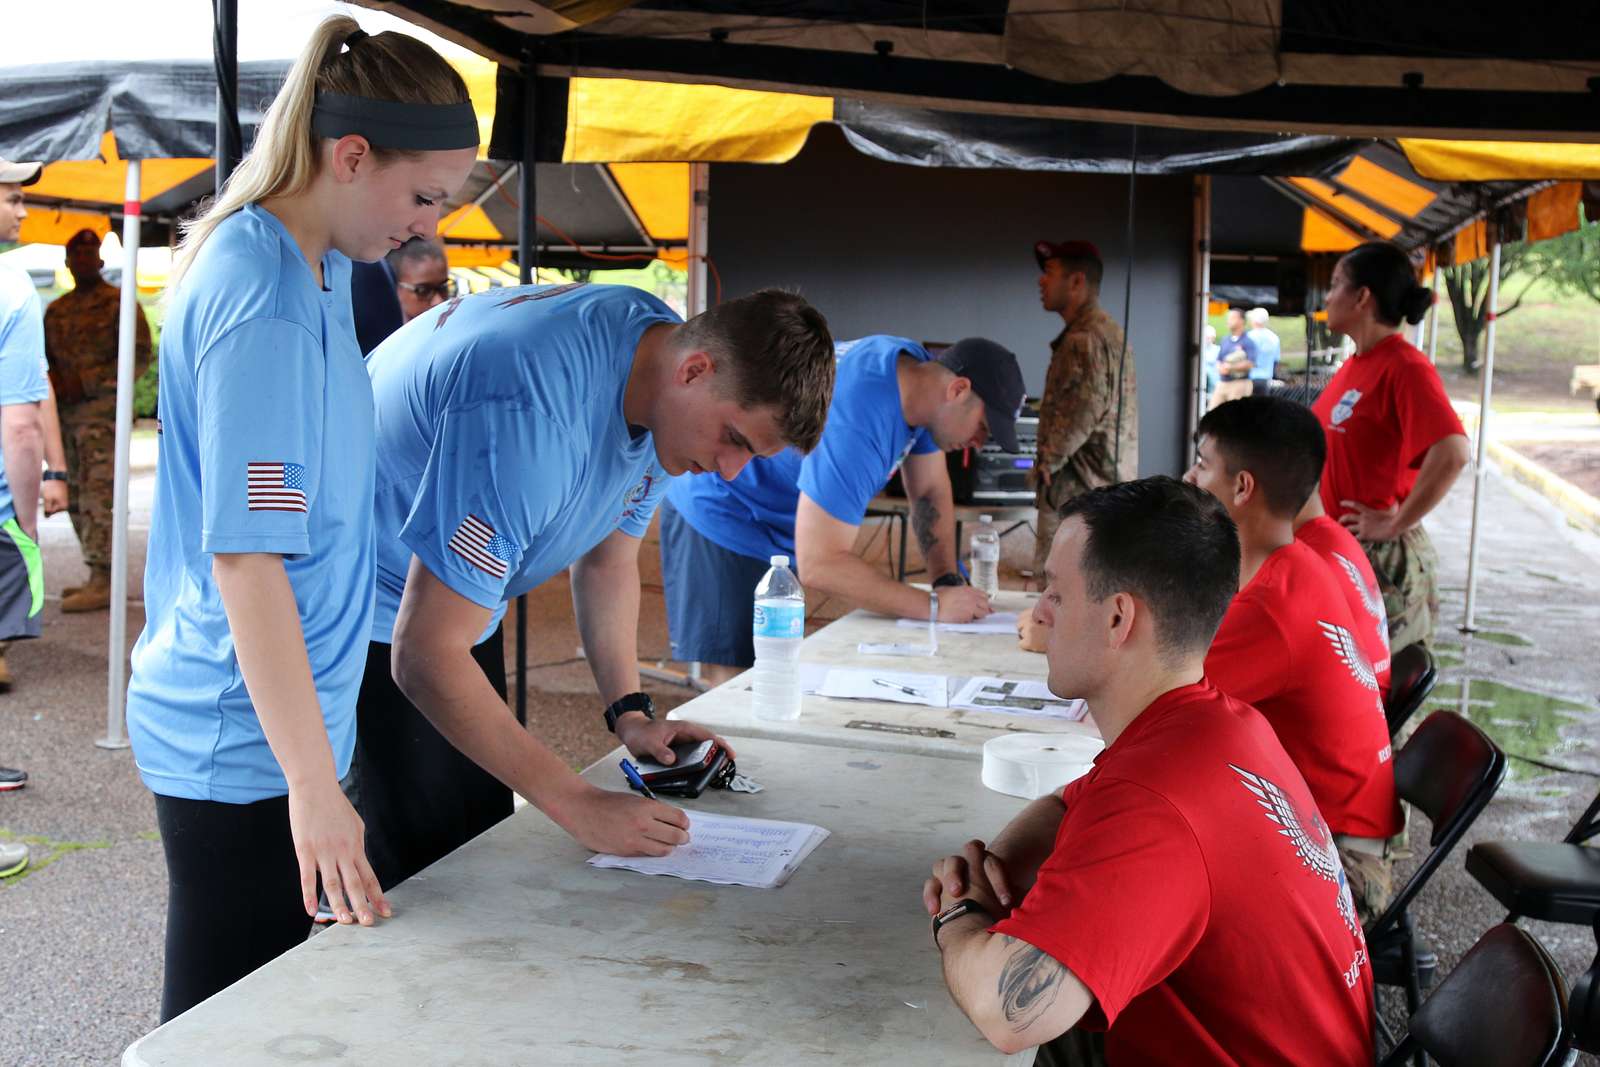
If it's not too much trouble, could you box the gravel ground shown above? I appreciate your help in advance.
[3,457,1600,1065]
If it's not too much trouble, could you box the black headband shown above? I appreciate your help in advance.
[311,91,478,151]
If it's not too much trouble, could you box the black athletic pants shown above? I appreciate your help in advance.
[349,627,513,892]
[155,792,312,1023]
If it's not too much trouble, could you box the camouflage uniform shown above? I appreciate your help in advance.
[43,281,151,574]
[1033,299,1138,577]
[1363,526,1440,655]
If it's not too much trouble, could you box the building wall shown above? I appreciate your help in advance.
[709,125,1197,476]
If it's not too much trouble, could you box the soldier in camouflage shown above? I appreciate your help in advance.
[1030,239,1138,581]
[42,228,152,612]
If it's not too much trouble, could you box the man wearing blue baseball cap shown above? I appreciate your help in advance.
[661,335,1026,684]
[1031,238,1139,584]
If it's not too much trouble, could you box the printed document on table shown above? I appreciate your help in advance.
[896,611,1019,635]
[817,668,949,707]
[951,676,1087,720]
[588,810,829,889]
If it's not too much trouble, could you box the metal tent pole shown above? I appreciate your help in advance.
[1426,259,1441,363]
[687,163,710,316]
[1461,234,1501,633]
[98,160,141,750]
[213,0,241,196]
[1185,175,1211,461]
[512,60,538,726]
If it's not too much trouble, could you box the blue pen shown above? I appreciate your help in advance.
[619,759,658,800]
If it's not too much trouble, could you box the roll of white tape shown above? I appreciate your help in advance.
[981,733,1104,799]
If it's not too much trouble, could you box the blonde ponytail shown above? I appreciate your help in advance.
[172,15,469,288]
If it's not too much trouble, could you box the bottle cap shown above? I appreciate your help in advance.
[771,554,790,567]
[980,514,994,523]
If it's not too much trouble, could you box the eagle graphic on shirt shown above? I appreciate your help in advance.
[1332,552,1390,657]
[1231,763,1360,937]
[1318,620,1380,692]
[1330,389,1362,426]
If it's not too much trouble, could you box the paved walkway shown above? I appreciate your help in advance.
[3,455,1600,1065]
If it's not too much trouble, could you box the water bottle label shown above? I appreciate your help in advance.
[974,543,1000,562]
[753,602,804,639]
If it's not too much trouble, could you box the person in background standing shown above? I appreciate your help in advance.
[1030,238,1137,585]
[43,227,153,612]
[1201,323,1220,407]
[1210,307,1257,408]
[389,237,453,322]
[1311,241,1470,652]
[1245,307,1281,393]
[0,158,68,707]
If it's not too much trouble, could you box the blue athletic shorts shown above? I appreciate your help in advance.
[658,500,773,669]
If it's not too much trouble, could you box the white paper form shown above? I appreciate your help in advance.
[588,810,830,889]
[897,612,1019,635]
[817,668,949,707]
[950,676,1087,720]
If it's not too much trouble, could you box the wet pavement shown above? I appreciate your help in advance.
[3,453,1600,1064]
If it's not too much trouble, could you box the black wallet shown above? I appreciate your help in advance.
[628,740,736,799]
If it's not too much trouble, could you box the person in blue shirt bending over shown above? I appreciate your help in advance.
[125,17,478,1021]
[358,283,836,890]
[661,335,1026,686]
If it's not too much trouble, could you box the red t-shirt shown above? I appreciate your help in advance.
[1311,333,1465,518]
[1206,541,1400,838]
[1297,515,1392,691]
[992,680,1374,1066]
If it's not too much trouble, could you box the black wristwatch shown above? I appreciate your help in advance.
[603,692,656,733]
[41,470,68,483]
[932,898,994,947]
[932,572,967,589]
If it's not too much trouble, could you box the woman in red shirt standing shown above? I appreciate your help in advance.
[1311,242,1471,652]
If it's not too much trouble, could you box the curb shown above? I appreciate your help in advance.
[1486,439,1600,537]
[1455,402,1600,537]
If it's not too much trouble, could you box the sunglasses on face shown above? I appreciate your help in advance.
[398,279,457,301]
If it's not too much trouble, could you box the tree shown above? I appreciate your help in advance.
[1442,241,1539,374]
[1521,212,1600,305]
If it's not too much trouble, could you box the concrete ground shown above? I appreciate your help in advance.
[3,447,1600,1065]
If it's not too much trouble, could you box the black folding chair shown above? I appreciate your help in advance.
[1467,781,1600,926]
[1384,643,1438,738]
[1367,712,1508,1024]
[1380,923,1570,1067]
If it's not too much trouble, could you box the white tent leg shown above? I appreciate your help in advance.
[1460,237,1500,634]
[686,162,709,317]
[1185,175,1211,463]
[1426,261,1442,365]
[97,160,140,750]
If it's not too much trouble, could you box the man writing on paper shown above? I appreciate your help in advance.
[922,477,1373,1065]
[357,283,836,889]
[660,336,1025,684]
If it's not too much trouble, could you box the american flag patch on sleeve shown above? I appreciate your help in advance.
[247,462,308,513]
[448,515,515,579]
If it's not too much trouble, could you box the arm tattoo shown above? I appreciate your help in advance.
[996,936,1066,1032]
[910,497,940,557]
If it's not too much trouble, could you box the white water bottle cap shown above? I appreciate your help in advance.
[979,514,993,523]
[771,554,790,566]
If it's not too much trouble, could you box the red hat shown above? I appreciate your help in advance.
[1034,239,1101,270]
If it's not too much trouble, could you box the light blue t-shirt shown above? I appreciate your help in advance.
[667,334,937,561]
[127,204,377,803]
[366,283,678,643]
[1246,326,1281,381]
[0,263,49,527]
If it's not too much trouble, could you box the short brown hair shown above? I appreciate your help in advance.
[675,289,835,452]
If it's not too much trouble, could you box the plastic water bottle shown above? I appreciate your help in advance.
[970,514,1000,598]
[752,555,804,721]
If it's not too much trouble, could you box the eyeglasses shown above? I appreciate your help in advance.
[398,279,457,301]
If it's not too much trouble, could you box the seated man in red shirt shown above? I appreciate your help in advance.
[1187,396,1400,920]
[922,477,1374,1066]
[1297,487,1391,694]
